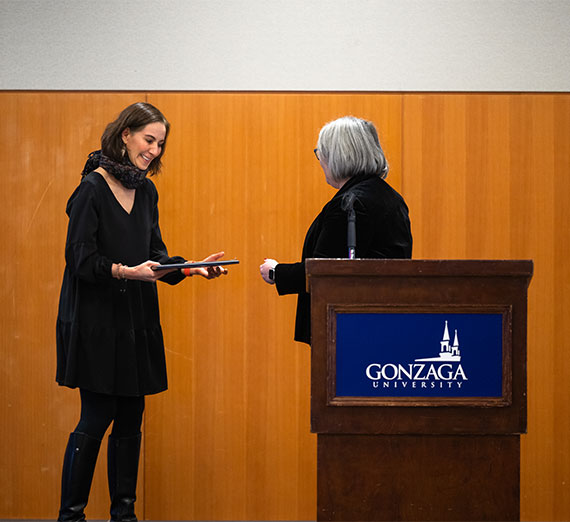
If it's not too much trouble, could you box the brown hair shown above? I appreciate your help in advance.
[101,102,170,176]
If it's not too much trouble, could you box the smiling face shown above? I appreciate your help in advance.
[122,122,167,170]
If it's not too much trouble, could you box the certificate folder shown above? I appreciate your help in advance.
[151,259,239,271]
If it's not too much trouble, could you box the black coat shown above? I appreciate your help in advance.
[274,173,412,345]
[56,172,185,396]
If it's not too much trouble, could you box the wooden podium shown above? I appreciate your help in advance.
[306,259,533,522]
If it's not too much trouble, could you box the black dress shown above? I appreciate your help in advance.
[56,171,185,396]
[274,173,413,345]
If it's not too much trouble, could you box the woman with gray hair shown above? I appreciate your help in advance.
[259,116,412,345]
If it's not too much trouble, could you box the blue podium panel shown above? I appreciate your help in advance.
[332,307,511,406]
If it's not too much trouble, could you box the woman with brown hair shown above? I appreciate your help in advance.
[56,102,226,520]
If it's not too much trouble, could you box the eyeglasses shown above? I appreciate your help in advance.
[313,148,320,161]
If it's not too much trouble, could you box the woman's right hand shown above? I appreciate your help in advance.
[122,260,166,282]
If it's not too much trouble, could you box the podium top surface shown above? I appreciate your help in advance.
[306,258,533,280]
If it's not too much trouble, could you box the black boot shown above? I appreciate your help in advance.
[107,432,142,522]
[58,431,102,521]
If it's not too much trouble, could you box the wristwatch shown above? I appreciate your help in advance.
[268,268,275,282]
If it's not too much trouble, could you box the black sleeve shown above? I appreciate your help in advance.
[64,181,114,283]
[149,185,186,286]
[274,261,306,295]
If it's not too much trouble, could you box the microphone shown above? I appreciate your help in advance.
[341,192,357,259]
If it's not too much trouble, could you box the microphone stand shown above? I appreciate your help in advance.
[347,207,356,259]
[342,192,357,259]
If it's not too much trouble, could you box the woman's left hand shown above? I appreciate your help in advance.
[260,258,278,285]
[190,251,228,279]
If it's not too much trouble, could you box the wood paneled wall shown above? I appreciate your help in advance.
[0,92,568,520]
[403,93,570,521]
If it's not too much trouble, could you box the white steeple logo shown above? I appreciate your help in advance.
[415,321,462,362]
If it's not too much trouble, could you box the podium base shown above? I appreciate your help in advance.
[317,434,519,521]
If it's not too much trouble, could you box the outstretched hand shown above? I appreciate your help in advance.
[191,251,228,279]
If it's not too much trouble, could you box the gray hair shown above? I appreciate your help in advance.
[316,116,389,183]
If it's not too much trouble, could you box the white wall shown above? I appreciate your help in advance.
[1,0,569,91]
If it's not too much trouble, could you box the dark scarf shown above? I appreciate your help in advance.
[81,150,148,189]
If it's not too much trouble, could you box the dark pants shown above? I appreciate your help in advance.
[75,388,145,439]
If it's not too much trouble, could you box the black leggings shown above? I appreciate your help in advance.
[74,389,145,440]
